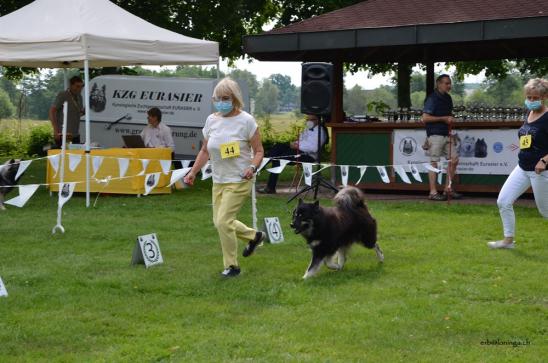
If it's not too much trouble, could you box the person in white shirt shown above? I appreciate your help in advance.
[183,78,265,278]
[258,114,327,194]
[140,107,175,151]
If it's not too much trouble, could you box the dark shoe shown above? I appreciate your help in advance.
[443,190,463,200]
[257,186,276,194]
[428,193,447,201]
[220,265,241,278]
[242,231,266,257]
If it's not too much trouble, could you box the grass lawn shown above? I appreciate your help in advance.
[0,160,546,362]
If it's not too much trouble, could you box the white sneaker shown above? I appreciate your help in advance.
[487,240,516,249]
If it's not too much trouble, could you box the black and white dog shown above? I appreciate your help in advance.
[290,187,384,279]
[0,159,22,210]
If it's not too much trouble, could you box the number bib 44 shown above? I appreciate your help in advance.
[220,141,241,159]
[519,135,532,149]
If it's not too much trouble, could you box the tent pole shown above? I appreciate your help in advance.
[63,69,68,89]
[84,60,91,207]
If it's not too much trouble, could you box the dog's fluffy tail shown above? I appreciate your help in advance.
[333,186,366,209]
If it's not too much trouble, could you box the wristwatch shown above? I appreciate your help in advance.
[249,165,257,173]
[540,158,547,165]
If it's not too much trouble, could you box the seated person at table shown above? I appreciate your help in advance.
[140,107,175,151]
[258,114,327,194]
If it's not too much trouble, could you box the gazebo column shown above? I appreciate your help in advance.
[426,61,435,95]
[397,63,412,108]
[331,60,344,123]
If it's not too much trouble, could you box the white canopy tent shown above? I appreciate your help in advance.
[0,0,219,206]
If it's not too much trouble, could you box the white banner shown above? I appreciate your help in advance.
[4,184,40,208]
[340,165,349,187]
[144,172,161,195]
[15,160,31,181]
[393,129,519,175]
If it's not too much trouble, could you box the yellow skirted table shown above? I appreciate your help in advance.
[47,148,172,195]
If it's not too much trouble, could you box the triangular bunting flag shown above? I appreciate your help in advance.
[15,160,31,181]
[438,169,444,185]
[201,162,213,180]
[169,167,192,187]
[160,160,171,175]
[138,159,150,176]
[182,160,192,168]
[377,166,390,183]
[257,157,271,172]
[68,154,82,172]
[312,163,331,176]
[118,158,129,178]
[302,163,313,186]
[49,154,60,177]
[4,184,40,208]
[356,166,368,184]
[266,159,290,174]
[92,156,104,177]
[340,165,349,187]
[408,165,422,182]
[422,163,441,173]
[394,165,412,184]
[58,182,76,207]
[144,172,161,195]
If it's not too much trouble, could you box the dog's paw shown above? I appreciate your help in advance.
[325,261,341,270]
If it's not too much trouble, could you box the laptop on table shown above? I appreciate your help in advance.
[122,135,146,148]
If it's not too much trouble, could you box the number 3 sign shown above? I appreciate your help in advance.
[131,233,164,268]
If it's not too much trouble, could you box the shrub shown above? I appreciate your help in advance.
[0,127,25,157]
[27,123,53,157]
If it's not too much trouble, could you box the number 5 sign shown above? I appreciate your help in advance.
[132,233,164,268]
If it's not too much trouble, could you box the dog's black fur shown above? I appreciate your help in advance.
[290,186,384,279]
[0,159,22,210]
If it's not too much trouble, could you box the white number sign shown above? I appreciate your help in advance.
[0,276,7,297]
[132,233,164,268]
[264,217,284,244]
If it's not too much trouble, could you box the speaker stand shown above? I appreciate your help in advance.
[287,116,338,203]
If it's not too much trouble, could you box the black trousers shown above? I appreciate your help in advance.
[264,143,315,190]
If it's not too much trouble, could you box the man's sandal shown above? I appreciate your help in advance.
[428,193,447,201]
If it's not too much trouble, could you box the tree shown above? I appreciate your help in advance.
[255,79,279,116]
[269,73,297,110]
[229,69,259,97]
[0,89,15,119]
[343,85,367,116]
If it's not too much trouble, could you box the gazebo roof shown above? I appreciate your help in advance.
[244,0,548,63]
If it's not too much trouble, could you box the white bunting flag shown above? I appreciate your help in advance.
[312,163,331,176]
[160,160,171,175]
[356,166,368,184]
[201,162,213,180]
[408,164,422,182]
[138,159,150,176]
[257,157,271,172]
[377,166,390,183]
[438,169,444,185]
[340,165,349,187]
[302,162,313,186]
[49,154,60,177]
[68,154,82,172]
[0,276,7,297]
[92,156,104,177]
[144,172,161,195]
[4,184,40,208]
[394,165,412,184]
[15,160,31,181]
[182,160,192,168]
[58,182,76,207]
[118,157,129,178]
[422,162,441,173]
[266,159,291,174]
[169,167,191,187]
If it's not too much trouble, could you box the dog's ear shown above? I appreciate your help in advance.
[9,159,15,164]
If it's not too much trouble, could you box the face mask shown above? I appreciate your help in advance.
[214,101,233,115]
[306,121,315,129]
[524,99,542,111]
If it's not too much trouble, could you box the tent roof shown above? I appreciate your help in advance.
[244,0,548,63]
[0,0,219,68]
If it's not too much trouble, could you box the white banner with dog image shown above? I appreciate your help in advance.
[393,129,520,175]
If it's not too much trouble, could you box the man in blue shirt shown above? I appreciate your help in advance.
[422,74,462,200]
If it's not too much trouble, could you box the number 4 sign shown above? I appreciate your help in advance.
[264,217,284,244]
[0,276,7,297]
[131,233,164,268]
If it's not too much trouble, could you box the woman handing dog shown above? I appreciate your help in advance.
[184,78,266,277]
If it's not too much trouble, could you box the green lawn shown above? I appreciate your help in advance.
[0,160,546,362]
